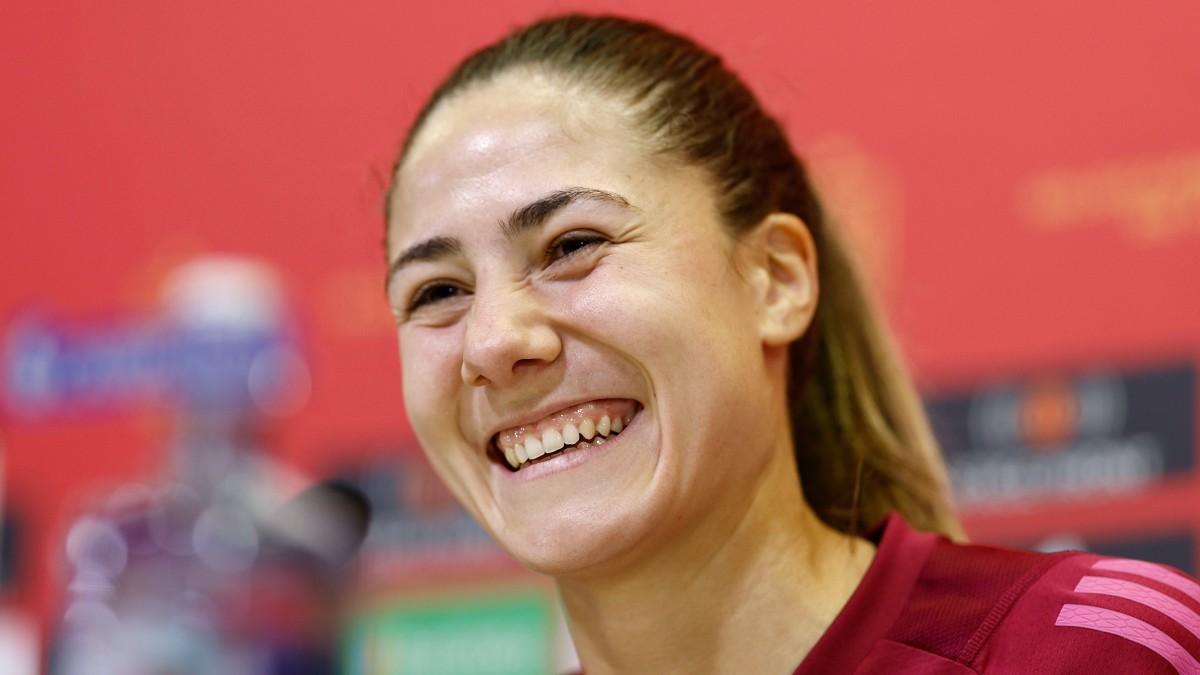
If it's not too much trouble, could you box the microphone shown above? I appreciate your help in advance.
[265,480,372,568]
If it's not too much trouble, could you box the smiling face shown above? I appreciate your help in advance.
[386,70,793,575]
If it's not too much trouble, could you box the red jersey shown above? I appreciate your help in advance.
[795,514,1200,674]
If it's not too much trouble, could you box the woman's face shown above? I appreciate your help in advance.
[387,71,787,575]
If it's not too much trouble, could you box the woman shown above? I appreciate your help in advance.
[383,15,1199,674]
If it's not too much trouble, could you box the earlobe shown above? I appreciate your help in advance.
[754,213,818,347]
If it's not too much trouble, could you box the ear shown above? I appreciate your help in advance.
[741,212,819,347]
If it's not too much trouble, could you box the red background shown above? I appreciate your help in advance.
[3,0,1199,650]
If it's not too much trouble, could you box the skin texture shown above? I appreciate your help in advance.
[387,69,875,675]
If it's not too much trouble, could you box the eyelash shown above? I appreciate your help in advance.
[405,233,606,315]
[543,232,606,265]
[406,282,465,315]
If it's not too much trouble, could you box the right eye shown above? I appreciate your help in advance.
[407,282,468,314]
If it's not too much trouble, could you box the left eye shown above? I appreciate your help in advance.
[546,233,605,263]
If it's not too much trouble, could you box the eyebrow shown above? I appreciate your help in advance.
[385,187,634,291]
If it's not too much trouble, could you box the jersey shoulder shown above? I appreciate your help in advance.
[883,538,1200,673]
[977,550,1200,673]
[880,535,1067,665]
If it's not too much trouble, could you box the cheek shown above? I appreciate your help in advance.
[554,262,677,356]
[557,242,761,412]
[399,328,463,430]
[566,243,752,347]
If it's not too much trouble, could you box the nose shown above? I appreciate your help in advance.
[460,283,562,387]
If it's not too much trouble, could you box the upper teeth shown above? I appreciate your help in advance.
[563,422,580,445]
[525,435,544,460]
[542,428,564,453]
[500,413,633,470]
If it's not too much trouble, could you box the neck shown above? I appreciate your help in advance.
[557,447,876,675]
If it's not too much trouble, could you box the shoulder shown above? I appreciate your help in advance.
[977,550,1200,673]
[887,537,1200,673]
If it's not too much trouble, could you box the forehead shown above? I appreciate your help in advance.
[388,72,656,251]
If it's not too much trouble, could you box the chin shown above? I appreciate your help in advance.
[499,507,650,578]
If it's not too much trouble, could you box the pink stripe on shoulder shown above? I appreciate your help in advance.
[1094,558,1200,606]
[1076,575,1200,642]
[1056,604,1200,674]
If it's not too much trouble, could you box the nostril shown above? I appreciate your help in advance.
[461,361,486,386]
[512,357,547,374]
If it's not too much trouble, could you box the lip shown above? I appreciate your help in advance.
[483,396,641,453]
[493,406,644,482]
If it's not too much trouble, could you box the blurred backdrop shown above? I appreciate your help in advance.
[1,1,1198,673]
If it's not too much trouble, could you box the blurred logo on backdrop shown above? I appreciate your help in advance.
[1018,151,1200,243]
[926,362,1196,508]
[2,257,310,420]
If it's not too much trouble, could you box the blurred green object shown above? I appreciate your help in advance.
[344,588,554,675]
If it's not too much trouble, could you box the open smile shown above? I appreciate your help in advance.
[489,399,643,471]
